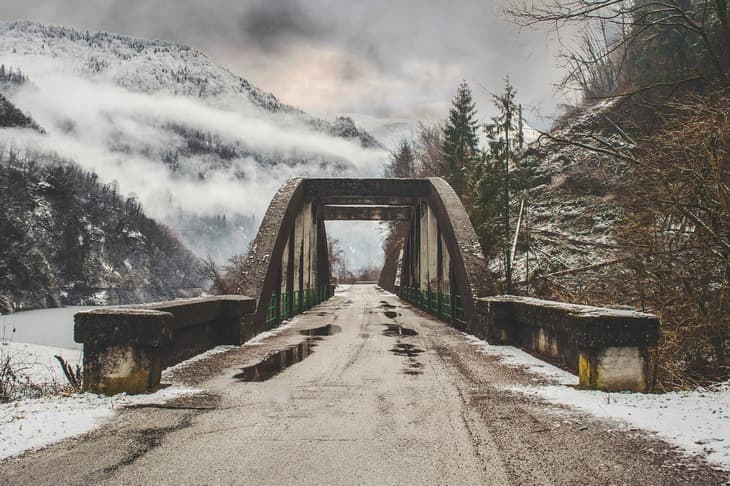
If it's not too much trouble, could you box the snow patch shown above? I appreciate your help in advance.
[0,394,114,460]
[1,342,82,386]
[243,319,298,346]
[463,333,730,471]
[0,385,200,461]
[509,383,730,471]
[463,333,578,386]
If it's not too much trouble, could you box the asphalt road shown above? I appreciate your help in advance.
[1,285,727,484]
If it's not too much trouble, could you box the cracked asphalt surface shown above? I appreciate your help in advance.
[1,285,727,485]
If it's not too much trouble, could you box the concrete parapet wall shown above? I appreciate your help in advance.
[476,296,660,392]
[75,295,255,395]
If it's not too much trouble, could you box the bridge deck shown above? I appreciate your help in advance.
[1,286,724,484]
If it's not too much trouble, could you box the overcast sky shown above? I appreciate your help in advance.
[1,0,569,128]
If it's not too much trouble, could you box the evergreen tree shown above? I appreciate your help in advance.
[441,81,480,198]
[386,140,417,178]
[471,77,522,293]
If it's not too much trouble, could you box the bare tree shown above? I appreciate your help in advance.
[617,91,729,387]
[507,0,730,98]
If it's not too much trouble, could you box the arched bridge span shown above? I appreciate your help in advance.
[239,178,492,333]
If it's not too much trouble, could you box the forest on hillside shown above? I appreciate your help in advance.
[0,147,202,313]
[382,0,729,389]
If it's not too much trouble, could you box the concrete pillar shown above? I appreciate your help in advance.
[394,246,404,289]
[293,207,304,294]
[419,201,429,290]
[281,239,289,295]
[440,232,451,294]
[302,201,313,293]
[427,205,439,291]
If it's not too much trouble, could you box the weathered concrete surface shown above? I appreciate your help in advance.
[320,204,412,221]
[75,296,256,394]
[476,295,660,392]
[1,286,725,485]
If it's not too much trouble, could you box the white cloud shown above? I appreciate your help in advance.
[2,56,387,221]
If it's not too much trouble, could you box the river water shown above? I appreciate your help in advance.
[0,307,96,350]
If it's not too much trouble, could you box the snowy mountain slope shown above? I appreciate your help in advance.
[0,20,293,113]
[0,21,388,268]
[510,100,630,303]
[0,20,382,148]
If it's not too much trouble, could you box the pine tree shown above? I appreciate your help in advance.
[441,81,480,198]
[481,77,521,293]
[386,140,417,178]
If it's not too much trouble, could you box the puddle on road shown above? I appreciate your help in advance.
[382,324,418,337]
[407,361,423,370]
[234,340,318,382]
[384,311,398,319]
[403,360,424,375]
[389,343,425,358]
[379,301,396,309]
[234,324,342,382]
[300,324,341,337]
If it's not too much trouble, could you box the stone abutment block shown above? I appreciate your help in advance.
[75,295,255,395]
[476,296,660,392]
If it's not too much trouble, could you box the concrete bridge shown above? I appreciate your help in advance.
[74,177,659,396]
[6,285,723,484]
[6,178,724,484]
[237,177,491,334]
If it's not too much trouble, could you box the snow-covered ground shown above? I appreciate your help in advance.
[0,341,202,460]
[465,334,730,471]
[0,310,310,462]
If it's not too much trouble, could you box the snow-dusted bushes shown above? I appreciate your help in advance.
[618,92,730,389]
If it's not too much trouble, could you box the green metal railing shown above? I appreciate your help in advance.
[280,292,290,320]
[266,285,331,328]
[266,293,280,327]
[439,291,452,321]
[398,286,465,327]
[453,293,466,328]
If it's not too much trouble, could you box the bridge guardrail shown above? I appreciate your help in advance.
[265,285,332,328]
[476,296,660,392]
[74,295,255,395]
[399,286,466,329]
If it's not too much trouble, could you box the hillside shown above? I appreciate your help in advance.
[0,20,381,147]
[0,149,202,314]
[0,92,39,130]
[510,100,628,303]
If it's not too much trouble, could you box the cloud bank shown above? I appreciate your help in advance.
[0,54,388,267]
[0,0,569,127]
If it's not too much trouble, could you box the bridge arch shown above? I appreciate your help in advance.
[239,178,492,333]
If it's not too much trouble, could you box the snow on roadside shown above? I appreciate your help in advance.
[1,342,82,387]
[1,343,202,461]
[465,333,730,471]
[463,333,578,386]
[0,385,201,461]
[511,383,730,471]
[0,393,114,460]
[1,316,309,462]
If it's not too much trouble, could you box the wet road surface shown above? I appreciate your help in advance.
[1,285,727,484]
